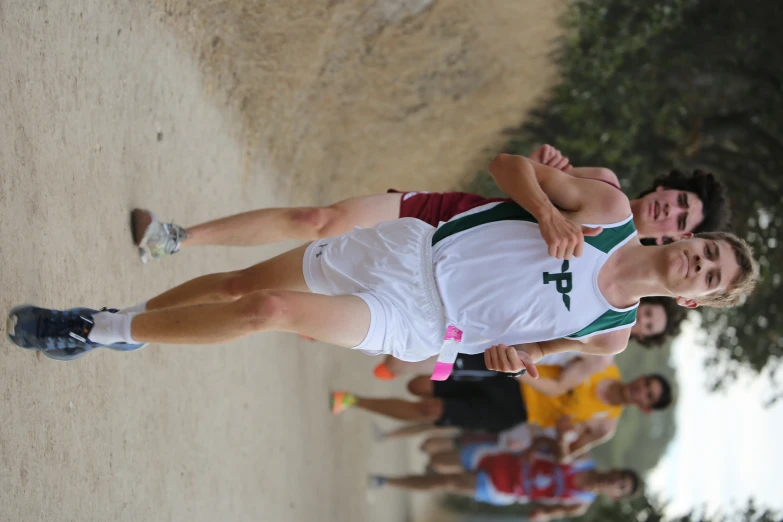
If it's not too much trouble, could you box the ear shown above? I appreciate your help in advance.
[655,185,664,192]
[675,296,699,309]
[668,232,693,243]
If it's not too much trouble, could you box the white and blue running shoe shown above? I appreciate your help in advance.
[7,306,146,361]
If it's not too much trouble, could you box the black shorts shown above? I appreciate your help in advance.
[451,353,502,381]
[433,377,527,433]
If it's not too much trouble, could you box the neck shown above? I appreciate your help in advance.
[599,380,624,405]
[628,198,651,239]
[599,242,675,307]
[574,470,600,490]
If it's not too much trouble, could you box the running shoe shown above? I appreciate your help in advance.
[330,391,357,414]
[372,361,397,381]
[7,306,146,361]
[371,422,388,442]
[131,209,186,264]
[366,475,387,489]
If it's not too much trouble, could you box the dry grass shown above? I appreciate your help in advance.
[152,0,566,201]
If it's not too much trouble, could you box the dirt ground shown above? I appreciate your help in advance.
[0,1,563,521]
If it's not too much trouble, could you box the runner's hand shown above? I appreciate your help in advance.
[484,344,539,378]
[538,209,602,259]
[555,416,576,435]
[528,144,573,172]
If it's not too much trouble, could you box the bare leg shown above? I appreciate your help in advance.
[381,355,437,376]
[429,449,465,475]
[179,193,403,247]
[383,473,476,495]
[406,375,436,397]
[145,244,310,311]
[380,422,445,441]
[352,396,443,423]
[420,435,460,454]
[130,291,371,347]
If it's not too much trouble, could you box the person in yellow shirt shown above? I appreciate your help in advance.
[331,364,672,460]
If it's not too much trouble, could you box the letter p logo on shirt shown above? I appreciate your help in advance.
[543,260,573,311]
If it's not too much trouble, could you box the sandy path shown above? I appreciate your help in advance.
[0,1,563,520]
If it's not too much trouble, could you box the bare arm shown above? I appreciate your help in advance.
[483,329,630,376]
[516,375,562,396]
[562,419,616,461]
[527,143,620,188]
[488,153,630,226]
[517,355,614,396]
[487,154,630,260]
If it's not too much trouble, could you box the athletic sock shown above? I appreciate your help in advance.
[121,301,148,315]
[88,312,137,345]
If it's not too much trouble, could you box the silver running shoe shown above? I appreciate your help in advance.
[131,209,186,264]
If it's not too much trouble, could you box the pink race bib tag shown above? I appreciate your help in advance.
[444,326,463,342]
[431,326,463,381]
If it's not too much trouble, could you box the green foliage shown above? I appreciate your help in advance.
[445,491,780,522]
[579,497,781,522]
[468,0,783,397]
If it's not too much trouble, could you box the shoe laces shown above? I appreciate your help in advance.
[36,309,93,347]
[163,223,186,254]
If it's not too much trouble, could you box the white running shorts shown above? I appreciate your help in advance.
[302,218,447,361]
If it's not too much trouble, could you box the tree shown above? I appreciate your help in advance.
[468,0,783,397]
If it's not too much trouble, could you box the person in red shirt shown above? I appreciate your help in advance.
[369,436,639,521]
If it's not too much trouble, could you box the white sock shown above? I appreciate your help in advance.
[121,301,148,315]
[88,312,138,344]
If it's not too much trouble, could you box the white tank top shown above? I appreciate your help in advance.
[432,201,638,355]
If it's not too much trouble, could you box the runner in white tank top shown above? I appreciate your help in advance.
[9,154,751,379]
[432,200,638,356]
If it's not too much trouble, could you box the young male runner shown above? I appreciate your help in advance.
[372,294,687,381]
[8,154,755,373]
[370,436,639,518]
[332,365,672,459]
[132,144,729,261]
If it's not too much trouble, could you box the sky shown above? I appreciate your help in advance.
[647,319,783,516]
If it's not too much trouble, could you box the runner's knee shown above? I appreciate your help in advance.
[407,375,434,397]
[223,269,256,300]
[237,290,289,330]
[290,207,341,239]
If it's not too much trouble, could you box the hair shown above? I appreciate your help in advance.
[617,469,642,498]
[635,296,688,348]
[648,373,674,410]
[692,231,757,307]
[637,169,731,245]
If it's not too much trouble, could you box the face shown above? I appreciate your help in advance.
[630,303,667,340]
[661,238,741,307]
[622,376,663,411]
[635,186,704,242]
[597,471,636,499]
